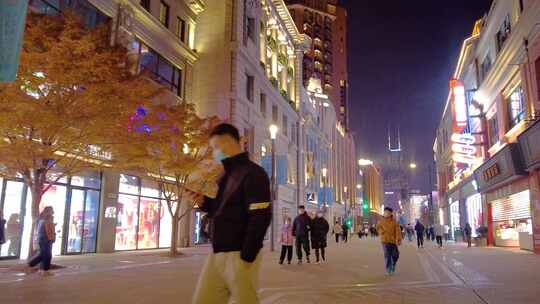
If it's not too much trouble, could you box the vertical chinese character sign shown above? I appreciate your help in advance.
[0,0,29,82]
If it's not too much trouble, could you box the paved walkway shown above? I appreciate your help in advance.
[0,238,539,303]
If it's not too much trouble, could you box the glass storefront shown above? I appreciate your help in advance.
[491,190,532,247]
[115,174,172,251]
[466,194,483,237]
[0,172,101,259]
[450,200,461,240]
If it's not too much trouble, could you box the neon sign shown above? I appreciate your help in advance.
[450,79,468,131]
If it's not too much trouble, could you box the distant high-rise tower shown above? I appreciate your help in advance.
[285,0,349,128]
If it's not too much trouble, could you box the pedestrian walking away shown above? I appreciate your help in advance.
[342,222,349,243]
[414,220,425,249]
[406,223,414,242]
[429,226,435,241]
[279,217,294,265]
[333,221,342,243]
[434,223,444,248]
[191,123,272,304]
[27,206,56,276]
[443,224,450,242]
[293,205,312,264]
[311,212,329,264]
[464,223,473,248]
[376,207,402,275]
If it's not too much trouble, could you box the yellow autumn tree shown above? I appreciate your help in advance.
[113,102,220,256]
[0,12,162,257]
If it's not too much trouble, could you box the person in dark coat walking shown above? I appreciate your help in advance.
[191,123,272,304]
[292,205,312,264]
[310,212,329,264]
[464,223,473,248]
[414,220,425,249]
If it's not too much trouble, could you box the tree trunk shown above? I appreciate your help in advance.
[27,185,43,260]
[169,216,179,257]
[178,203,191,248]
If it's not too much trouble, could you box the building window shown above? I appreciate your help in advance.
[282,115,288,137]
[116,175,172,250]
[246,74,254,102]
[30,0,110,28]
[187,23,196,49]
[508,86,526,128]
[260,93,267,117]
[272,104,278,123]
[176,17,186,42]
[159,1,169,28]
[496,15,511,53]
[247,17,256,42]
[488,116,499,147]
[137,41,183,97]
[479,55,492,83]
[140,0,150,12]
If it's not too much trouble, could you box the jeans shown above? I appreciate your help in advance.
[315,247,325,262]
[28,240,53,271]
[295,236,310,261]
[279,245,293,263]
[382,243,399,272]
[417,233,424,248]
[436,236,443,247]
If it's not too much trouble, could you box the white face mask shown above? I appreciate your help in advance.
[213,149,226,161]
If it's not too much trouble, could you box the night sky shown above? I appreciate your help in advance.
[343,0,493,192]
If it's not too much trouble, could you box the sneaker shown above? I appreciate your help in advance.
[315,261,320,265]
[297,260,302,265]
[38,270,54,277]
[306,258,311,264]
[279,260,284,265]
[287,261,291,265]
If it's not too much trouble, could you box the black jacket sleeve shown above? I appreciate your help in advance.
[292,217,297,237]
[240,167,272,263]
[323,219,330,235]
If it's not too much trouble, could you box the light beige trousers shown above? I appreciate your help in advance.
[192,251,262,304]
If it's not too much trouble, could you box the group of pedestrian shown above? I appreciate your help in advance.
[280,206,330,265]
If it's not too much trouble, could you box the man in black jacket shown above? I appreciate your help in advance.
[192,123,271,304]
[292,205,311,264]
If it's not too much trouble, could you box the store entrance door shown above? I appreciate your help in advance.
[0,180,26,259]
[65,188,99,254]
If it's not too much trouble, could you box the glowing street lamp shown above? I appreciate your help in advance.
[269,124,278,252]
[409,163,417,169]
[321,167,328,208]
[358,159,373,166]
[269,124,278,140]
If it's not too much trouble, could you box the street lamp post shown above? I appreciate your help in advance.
[321,167,327,210]
[269,124,278,252]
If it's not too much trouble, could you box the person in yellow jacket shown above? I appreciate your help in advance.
[376,207,402,275]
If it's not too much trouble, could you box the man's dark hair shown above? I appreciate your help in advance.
[298,205,305,210]
[384,207,393,213]
[210,123,240,141]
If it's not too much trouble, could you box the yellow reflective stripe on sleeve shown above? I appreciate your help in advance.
[249,202,270,210]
